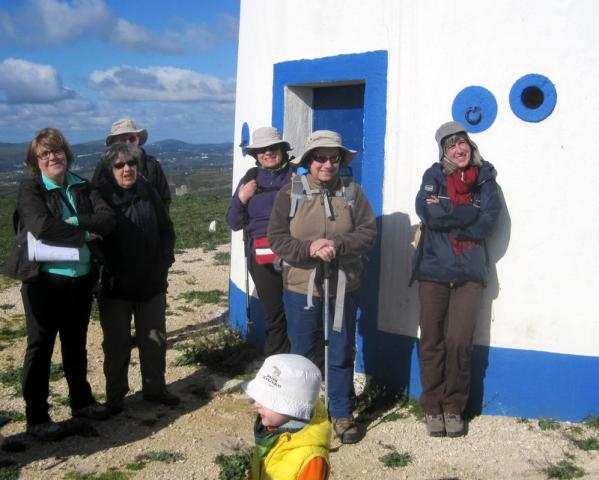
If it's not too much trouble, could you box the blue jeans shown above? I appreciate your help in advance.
[283,289,357,418]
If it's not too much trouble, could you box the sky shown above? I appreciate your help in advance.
[0,0,240,144]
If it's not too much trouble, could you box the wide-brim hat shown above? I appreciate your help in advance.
[106,118,148,146]
[243,354,321,421]
[293,130,357,166]
[242,126,292,158]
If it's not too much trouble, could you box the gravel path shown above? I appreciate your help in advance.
[0,246,597,479]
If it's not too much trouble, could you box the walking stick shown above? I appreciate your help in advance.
[243,229,252,326]
[322,260,332,410]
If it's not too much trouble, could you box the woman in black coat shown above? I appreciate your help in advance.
[93,143,178,412]
[7,128,115,441]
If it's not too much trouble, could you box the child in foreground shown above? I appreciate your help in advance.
[243,354,331,480]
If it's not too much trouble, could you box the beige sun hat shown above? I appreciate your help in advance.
[293,130,357,166]
[243,354,321,421]
[105,118,148,146]
[242,126,292,159]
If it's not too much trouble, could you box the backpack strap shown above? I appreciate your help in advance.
[289,175,319,217]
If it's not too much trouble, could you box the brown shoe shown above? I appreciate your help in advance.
[332,417,362,444]
[425,413,446,437]
[444,413,465,437]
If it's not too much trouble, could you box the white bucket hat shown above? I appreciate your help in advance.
[293,130,357,166]
[105,118,148,146]
[242,126,292,159]
[243,354,321,421]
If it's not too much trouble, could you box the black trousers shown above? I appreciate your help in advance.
[21,273,96,425]
[248,256,290,356]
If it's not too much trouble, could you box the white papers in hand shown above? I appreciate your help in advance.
[27,232,80,262]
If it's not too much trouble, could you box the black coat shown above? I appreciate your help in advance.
[3,173,115,281]
[98,178,175,301]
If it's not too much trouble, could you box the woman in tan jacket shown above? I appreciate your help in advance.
[268,130,376,444]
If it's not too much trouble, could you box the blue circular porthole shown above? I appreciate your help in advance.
[240,122,250,156]
[509,74,557,122]
[451,86,497,133]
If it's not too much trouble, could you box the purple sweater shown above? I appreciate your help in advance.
[226,165,293,241]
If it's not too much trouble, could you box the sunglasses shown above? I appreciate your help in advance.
[255,146,281,155]
[312,154,341,164]
[113,159,138,170]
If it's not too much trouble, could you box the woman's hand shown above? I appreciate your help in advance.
[425,195,439,205]
[310,238,336,262]
[88,233,103,241]
[238,180,258,204]
[310,238,335,257]
[314,245,336,262]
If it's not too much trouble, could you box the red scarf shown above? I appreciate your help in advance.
[447,166,479,255]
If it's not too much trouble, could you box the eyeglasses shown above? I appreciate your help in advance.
[312,154,341,164]
[113,159,138,170]
[37,148,65,161]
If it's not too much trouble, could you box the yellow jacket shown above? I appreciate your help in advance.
[251,400,331,480]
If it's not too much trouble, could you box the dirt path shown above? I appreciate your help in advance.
[0,246,597,479]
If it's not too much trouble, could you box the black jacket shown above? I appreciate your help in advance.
[3,173,115,281]
[97,177,175,301]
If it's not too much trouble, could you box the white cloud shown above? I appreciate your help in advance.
[28,0,111,44]
[4,0,237,53]
[88,65,236,102]
[0,58,74,103]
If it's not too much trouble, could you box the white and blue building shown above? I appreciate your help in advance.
[228,0,599,421]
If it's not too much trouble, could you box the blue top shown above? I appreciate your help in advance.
[226,164,293,241]
[40,172,91,277]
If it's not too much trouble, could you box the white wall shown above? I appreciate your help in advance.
[233,0,599,357]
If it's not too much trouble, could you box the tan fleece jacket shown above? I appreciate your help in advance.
[267,174,376,296]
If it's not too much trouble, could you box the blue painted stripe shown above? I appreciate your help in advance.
[374,330,599,422]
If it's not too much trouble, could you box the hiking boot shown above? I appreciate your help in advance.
[26,421,66,442]
[444,412,465,437]
[332,417,361,444]
[425,413,446,437]
[143,390,180,406]
[72,402,111,420]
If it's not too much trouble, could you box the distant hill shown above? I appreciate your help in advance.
[0,139,233,175]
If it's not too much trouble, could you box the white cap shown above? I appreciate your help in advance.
[243,354,321,421]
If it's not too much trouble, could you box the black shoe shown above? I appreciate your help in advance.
[143,391,180,406]
[27,421,66,442]
[71,402,111,420]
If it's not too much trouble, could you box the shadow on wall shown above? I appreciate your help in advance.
[364,185,511,416]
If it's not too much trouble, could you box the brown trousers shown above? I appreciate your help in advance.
[418,281,482,415]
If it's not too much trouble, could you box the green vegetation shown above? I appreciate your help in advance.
[378,444,412,469]
[174,325,259,377]
[381,410,408,422]
[64,470,128,480]
[177,289,227,306]
[0,365,22,395]
[583,415,599,430]
[543,459,585,479]
[170,194,230,251]
[49,363,65,381]
[539,417,561,431]
[517,416,530,424]
[573,437,599,451]
[0,409,25,422]
[0,304,14,311]
[0,321,26,343]
[126,450,184,471]
[0,464,19,480]
[214,449,252,480]
[213,251,230,265]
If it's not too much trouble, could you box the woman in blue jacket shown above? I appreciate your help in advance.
[226,127,294,356]
[412,121,502,438]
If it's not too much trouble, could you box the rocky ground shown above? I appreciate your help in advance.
[0,246,597,479]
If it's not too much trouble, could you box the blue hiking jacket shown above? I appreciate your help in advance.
[412,160,502,285]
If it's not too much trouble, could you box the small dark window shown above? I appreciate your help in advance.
[510,74,557,122]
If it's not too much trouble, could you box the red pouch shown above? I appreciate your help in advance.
[253,236,276,264]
